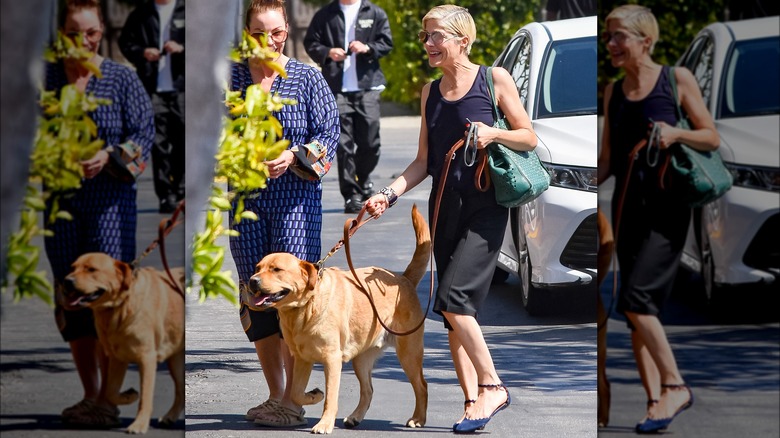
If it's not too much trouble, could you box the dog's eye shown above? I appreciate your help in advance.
[272,267,282,273]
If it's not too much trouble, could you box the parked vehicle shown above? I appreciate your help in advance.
[676,16,780,301]
[492,16,598,314]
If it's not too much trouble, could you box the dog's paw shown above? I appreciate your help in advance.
[304,388,325,405]
[311,419,335,434]
[126,418,150,434]
[344,416,361,429]
[115,388,139,405]
[405,417,425,428]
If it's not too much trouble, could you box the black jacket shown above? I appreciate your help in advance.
[304,0,393,94]
[118,0,185,94]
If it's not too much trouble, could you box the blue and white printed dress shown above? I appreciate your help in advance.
[44,58,154,281]
[229,59,339,339]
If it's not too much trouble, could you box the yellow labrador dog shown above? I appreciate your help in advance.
[63,253,185,434]
[245,205,430,434]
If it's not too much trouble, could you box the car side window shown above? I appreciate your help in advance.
[681,35,715,108]
[500,34,531,108]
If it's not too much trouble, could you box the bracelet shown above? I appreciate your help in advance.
[379,186,398,207]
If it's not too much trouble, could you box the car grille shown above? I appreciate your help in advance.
[743,213,780,277]
[560,213,597,270]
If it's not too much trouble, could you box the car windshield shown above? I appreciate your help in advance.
[719,36,780,118]
[536,37,597,118]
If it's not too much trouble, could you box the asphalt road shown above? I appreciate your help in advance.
[184,113,599,437]
[598,171,780,437]
[0,171,186,437]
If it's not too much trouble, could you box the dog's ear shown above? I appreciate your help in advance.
[301,261,319,291]
[115,260,133,291]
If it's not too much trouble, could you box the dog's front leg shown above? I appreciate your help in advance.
[159,349,185,427]
[126,353,157,434]
[290,358,324,407]
[103,357,138,406]
[310,354,342,434]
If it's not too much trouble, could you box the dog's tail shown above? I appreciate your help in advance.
[402,204,431,286]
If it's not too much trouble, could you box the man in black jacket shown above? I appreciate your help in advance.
[304,0,393,213]
[119,0,184,214]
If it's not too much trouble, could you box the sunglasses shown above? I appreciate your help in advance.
[601,30,640,45]
[65,29,103,43]
[251,28,289,44]
[418,30,461,46]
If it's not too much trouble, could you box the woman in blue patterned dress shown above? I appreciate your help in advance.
[44,0,154,427]
[230,0,339,428]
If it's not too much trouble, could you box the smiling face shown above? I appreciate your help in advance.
[422,19,467,68]
[62,6,103,54]
[604,19,650,69]
[247,8,288,56]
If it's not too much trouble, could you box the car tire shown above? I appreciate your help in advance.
[492,267,510,284]
[513,210,544,315]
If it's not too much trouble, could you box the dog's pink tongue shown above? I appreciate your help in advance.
[68,296,85,307]
[253,295,270,307]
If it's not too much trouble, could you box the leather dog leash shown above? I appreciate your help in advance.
[599,138,648,331]
[339,134,485,337]
[132,200,185,298]
[342,206,433,336]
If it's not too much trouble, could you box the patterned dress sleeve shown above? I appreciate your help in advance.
[119,67,154,164]
[303,67,340,166]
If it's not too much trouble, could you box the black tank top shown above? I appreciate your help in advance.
[426,65,495,192]
[608,65,680,193]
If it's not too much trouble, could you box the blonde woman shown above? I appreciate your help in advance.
[597,4,718,433]
[366,5,536,433]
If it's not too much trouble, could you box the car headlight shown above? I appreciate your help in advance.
[724,162,780,192]
[544,163,597,192]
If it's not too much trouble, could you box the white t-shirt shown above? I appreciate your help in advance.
[340,1,361,92]
[155,0,176,92]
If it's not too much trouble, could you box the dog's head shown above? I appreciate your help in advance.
[61,252,133,309]
[243,253,319,311]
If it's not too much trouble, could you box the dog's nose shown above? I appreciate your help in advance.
[249,276,261,293]
[63,276,76,291]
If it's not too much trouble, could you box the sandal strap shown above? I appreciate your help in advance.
[477,382,505,388]
[464,399,477,406]
[647,399,659,407]
[661,383,688,389]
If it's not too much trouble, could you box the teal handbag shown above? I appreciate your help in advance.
[483,67,550,208]
[656,67,732,207]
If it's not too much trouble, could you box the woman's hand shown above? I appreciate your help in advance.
[650,121,682,149]
[464,121,500,149]
[81,149,109,179]
[365,193,389,218]
[265,149,296,179]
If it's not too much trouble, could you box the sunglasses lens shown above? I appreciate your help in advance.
[418,31,428,43]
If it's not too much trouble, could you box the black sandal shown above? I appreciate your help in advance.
[636,384,693,434]
[453,383,511,434]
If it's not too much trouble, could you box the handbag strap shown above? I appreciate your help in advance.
[668,66,685,122]
[485,66,502,122]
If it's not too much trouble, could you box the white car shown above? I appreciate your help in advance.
[492,16,598,314]
[676,16,780,301]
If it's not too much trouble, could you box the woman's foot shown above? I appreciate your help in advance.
[454,383,511,433]
[452,399,477,430]
[245,398,281,420]
[654,384,693,420]
[636,384,693,434]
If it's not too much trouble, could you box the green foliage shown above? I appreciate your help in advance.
[2,33,108,304]
[597,0,724,112]
[373,0,540,110]
[189,31,294,306]
[300,0,541,109]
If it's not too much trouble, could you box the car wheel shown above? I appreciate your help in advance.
[700,223,717,303]
[492,267,510,285]
[514,214,543,314]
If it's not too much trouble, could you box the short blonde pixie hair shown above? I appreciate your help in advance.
[605,4,660,54]
[422,5,476,55]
